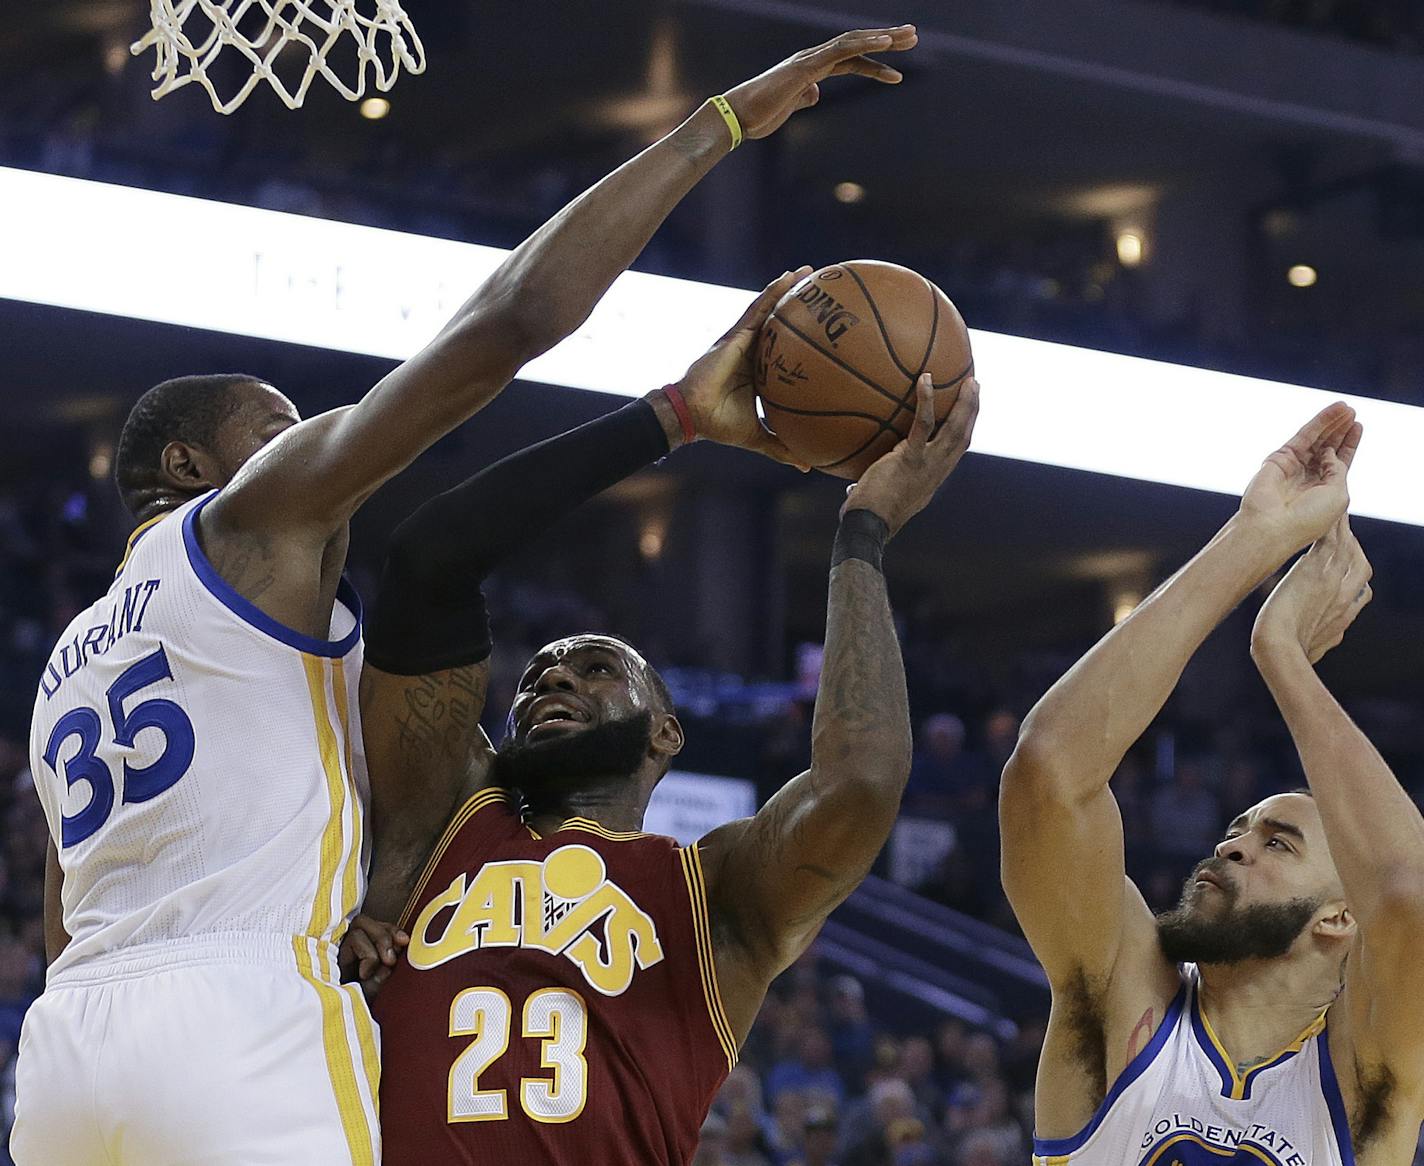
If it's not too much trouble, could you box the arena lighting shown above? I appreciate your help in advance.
[3,166,1422,526]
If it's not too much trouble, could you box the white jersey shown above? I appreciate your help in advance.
[28,490,369,982]
[1033,966,1353,1166]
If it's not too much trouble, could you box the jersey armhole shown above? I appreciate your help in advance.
[678,843,739,1074]
[1032,978,1188,1160]
[182,492,363,658]
[397,787,512,931]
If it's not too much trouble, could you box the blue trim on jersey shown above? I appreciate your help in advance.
[1317,1022,1357,1166]
[1189,980,1241,1100]
[1032,980,1189,1158]
[182,492,363,658]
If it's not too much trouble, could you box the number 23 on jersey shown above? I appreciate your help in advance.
[449,987,588,1125]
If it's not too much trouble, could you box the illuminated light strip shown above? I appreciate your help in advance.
[2,165,1419,525]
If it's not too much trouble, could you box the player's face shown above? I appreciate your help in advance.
[210,382,302,483]
[509,636,658,747]
[1156,793,1345,965]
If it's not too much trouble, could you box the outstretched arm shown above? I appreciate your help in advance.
[1000,405,1361,996]
[1250,517,1424,1114]
[701,375,979,1039]
[352,273,808,940]
[205,26,918,547]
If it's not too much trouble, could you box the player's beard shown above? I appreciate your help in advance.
[1155,859,1321,966]
[494,711,655,797]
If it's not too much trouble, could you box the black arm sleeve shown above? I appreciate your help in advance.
[363,399,670,675]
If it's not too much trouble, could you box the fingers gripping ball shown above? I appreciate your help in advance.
[752,261,974,479]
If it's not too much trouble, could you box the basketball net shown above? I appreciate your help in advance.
[131,0,426,115]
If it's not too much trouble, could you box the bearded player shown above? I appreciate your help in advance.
[13,27,916,1165]
[1000,404,1424,1166]
[340,282,979,1160]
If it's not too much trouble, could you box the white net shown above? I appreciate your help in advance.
[131,0,426,115]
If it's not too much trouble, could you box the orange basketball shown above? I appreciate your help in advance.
[752,261,974,479]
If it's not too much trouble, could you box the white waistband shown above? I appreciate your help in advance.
[45,932,342,989]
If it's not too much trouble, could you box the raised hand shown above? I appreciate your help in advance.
[725,25,918,141]
[1239,402,1362,557]
[842,373,980,536]
[672,268,813,469]
[1253,515,1373,665]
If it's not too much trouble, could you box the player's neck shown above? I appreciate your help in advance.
[1196,960,1338,1070]
[523,779,649,837]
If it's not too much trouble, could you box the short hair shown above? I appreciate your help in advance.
[114,375,260,518]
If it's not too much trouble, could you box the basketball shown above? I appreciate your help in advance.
[752,261,974,479]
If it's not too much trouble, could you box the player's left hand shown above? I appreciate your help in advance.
[725,25,919,140]
[672,268,812,470]
[338,913,409,998]
[842,373,980,536]
[1252,514,1372,665]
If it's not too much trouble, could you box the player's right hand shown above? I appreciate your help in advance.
[724,25,918,141]
[338,913,409,999]
[673,267,811,469]
[842,373,979,536]
[1237,403,1362,559]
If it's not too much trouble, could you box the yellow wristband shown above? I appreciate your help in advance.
[709,94,743,150]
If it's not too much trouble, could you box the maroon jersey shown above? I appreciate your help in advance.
[374,787,738,1164]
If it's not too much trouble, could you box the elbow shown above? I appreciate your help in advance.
[1001,717,1062,791]
[461,273,579,367]
[1000,729,1079,810]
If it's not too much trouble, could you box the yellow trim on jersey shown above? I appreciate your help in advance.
[293,936,377,1166]
[398,787,511,931]
[113,512,169,577]
[346,983,383,1120]
[558,817,649,842]
[1032,1155,1071,1166]
[1143,1134,1281,1166]
[330,658,363,922]
[1197,993,1327,1101]
[302,654,351,940]
[679,844,738,1072]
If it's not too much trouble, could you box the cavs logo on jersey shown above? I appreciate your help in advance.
[1139,1117,1306,1166]
[408,844,664,996]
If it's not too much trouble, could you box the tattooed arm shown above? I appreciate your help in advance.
[701,376,979,1041]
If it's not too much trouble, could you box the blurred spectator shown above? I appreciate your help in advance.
[787,1105,842,1166]
[842,1079,926,1166]
[828,976,876,1091]
[765,1090,810,1165]
[944,1079,1025,1164]
[905,715,991,820]
[768,1028,845,1110]
[897,1037,941,1119]
[725,1100,774,1166]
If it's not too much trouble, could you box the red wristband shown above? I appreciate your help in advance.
[661,384,697,445]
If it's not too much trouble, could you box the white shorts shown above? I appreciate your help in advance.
[11,935,381,1166]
